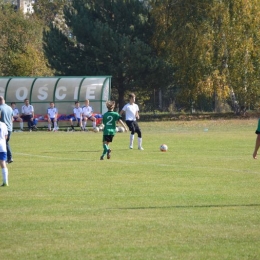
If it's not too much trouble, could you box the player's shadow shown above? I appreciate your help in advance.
[109,203,260,210]
[42,148,137,154]
[42,150,100,154]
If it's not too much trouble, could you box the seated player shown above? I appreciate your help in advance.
[82,99,96,131]
[47,102,58,131]
[11,102,23,131]
[69,101,83,131]
[21,99,37,132]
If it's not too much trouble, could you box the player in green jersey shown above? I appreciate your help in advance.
[100,101,127,160]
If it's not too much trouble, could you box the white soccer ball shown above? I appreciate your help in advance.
[160,144,168,152]
[93,127,99,133]
[99,124,104,131]
[116,127,119,132]
[117,126,125,133]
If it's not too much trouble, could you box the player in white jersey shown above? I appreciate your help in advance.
[0,121,9,186]
[11,102,23,131]
[21,98,37,132]
[82,99,96,131]
[69,101,83,131]
[120,93,144,150]
[47,102,58,131]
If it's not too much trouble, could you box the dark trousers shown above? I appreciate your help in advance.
[126,120,142,138]
[22,115,34,130]
[6,131,12,161]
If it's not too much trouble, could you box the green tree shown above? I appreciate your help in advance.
[33,0,68,26]
[225,0,260,110]
[150,0,260,112]
[43,0,172,109]
[150,0,216,111]
[0,3,52,76]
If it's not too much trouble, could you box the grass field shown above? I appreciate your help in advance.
[1,119,260,260]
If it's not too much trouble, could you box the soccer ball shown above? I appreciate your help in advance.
[117,126,125,133]
[160,144,168,152]
[93,127,99,133]
[99,124,104,131]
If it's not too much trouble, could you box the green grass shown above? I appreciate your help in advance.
[1,119,260,259]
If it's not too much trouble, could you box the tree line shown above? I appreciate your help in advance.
[0,0,259,113]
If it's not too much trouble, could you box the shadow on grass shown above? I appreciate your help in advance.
[41,149,135,154]
[110,204,260,210]
[41,150,100,154]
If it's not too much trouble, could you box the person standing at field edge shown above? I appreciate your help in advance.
[0,111,9,186]
[100,101,127,160]
[0,96,14,164]
[120,93,144,150]
[253,118,260,159]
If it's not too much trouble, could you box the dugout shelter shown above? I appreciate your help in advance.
[0,76,111,116]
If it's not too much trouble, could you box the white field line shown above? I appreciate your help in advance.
[15,152,259,175]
